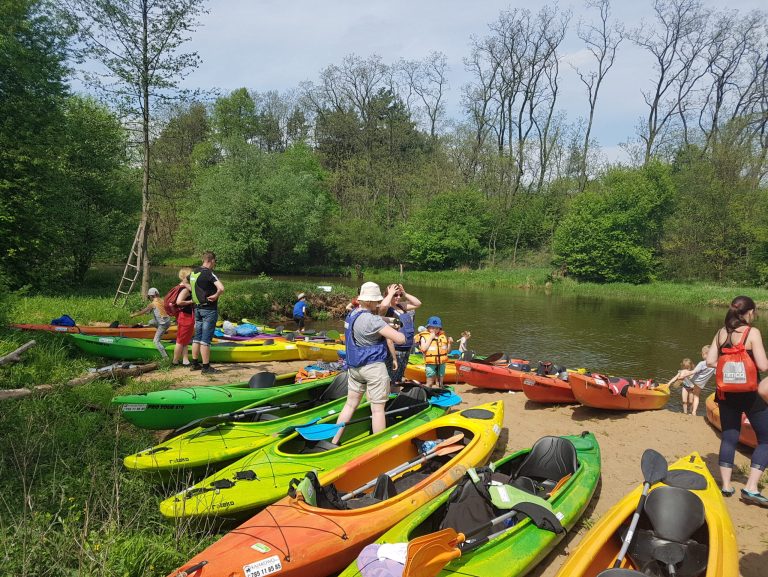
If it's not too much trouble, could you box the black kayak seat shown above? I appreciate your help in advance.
[510,436,578,497]
[248,372,277,389]
[317,371,349,402]
[626,486,708,577]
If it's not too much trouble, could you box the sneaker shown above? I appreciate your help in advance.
[201,366,221,375]
[721,487,735,497]
[189,363,202,371]
[741,489,768,507]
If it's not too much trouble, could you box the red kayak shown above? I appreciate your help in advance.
[454,358,530,391]
[12,323,178,339]
[569,372,670,411]
[521,371,577,403]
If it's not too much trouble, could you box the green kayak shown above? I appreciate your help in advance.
[340,431,600,577]
[68,333,301,362]
[123,373,353,474]
[112,371,338,430]
[159,385,458,520]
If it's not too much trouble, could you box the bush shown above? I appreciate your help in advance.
[552,163,674,284]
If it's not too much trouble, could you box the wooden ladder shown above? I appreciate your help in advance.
[113,223,144,306]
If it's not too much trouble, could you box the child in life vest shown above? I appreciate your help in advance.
[418,316,453,388]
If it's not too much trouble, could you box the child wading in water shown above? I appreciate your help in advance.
[669,345,715,416]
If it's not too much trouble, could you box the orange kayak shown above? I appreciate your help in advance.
[166,401,503,577]
[12,323,178,339]
[705,393,757,448]
[454,359,529,391]
[569,373,670,411]
[521,372,577,403]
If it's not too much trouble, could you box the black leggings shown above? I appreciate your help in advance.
[718,396,768,471]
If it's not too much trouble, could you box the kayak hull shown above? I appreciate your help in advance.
[340,432,601,577]
[521,372,577,403]
[112,372,335,430]
[13,323,178,339]
[554,451,738,577]
[569,373,670,410]
[69,334,301,362]
[295,340,345,362]
[165,402,504,577]
[705,392,757,448]
[159,398,451,519]
[454,360,526,391]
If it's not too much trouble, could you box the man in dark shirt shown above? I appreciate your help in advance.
[188,251,225,374]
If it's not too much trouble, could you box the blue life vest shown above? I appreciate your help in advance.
[344,309,388,368]
[293,300,306,318]
[388,305,415,351]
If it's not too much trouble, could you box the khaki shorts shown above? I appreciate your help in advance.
[348,362,390,404]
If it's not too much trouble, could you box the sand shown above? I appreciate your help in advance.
[136,361,768,577]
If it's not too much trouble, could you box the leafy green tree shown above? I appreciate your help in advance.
[0,0,71,288]
[553,163,674,283]
[402,190,491,269]
[55,96,139,280]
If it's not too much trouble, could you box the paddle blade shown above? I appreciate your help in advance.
[641,449,668,486]
[478,352,504,365]
[402,528,464,577]
[295,421,346,441]
[429,392,462,407]
[326,329,340,340]
[275,417,321,436]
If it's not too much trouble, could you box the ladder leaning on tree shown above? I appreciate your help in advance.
[113,223,144,306]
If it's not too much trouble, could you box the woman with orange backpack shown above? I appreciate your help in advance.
[706,295,768,506]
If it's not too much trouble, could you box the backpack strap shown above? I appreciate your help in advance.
[738,326,751,346]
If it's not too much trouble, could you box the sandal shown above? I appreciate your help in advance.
[721,487,735,497]
[741,489,768,507]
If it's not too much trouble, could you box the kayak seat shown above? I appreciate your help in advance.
[626,486,708,577]
[248,372,277,389]
[317,371,349,402]
[299,440,339,454]
[255,413,279,421]
[385,384,429,426]
[510,436,578,497]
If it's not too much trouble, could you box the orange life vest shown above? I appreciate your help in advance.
[418,330,450,365]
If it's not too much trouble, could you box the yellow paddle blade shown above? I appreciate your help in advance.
[402,528,465,577]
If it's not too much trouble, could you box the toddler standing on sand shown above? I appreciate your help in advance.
[668,345,715,416]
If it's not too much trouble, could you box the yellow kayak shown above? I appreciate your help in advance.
[555,451,737,577]
[296,340,345,362]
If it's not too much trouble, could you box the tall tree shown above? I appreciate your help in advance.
[573,0,623,191]
[68,0,208,297]
[0,0,71,287]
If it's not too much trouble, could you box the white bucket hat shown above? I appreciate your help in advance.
[297,293,305,299]
[358,282,383,302]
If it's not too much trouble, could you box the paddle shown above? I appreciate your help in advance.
[294,392,462,441]
[612,449,668,568]
[340,433,465,501]
[172,560,208,577]
[172,398,315,436]
[473,352,505,365]
[326,329,340,341]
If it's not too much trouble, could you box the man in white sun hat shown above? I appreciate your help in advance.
[330,281,405,445]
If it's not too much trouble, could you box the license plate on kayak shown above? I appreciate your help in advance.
[98,337,114,344]
[243,555,282,576]
[523,379,535,385]
[459,365,472,372]
[122,404,147,412]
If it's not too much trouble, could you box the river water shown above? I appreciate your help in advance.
[274,275,754,414]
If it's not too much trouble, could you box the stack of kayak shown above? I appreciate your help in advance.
[165,401,504,577]
[69,333,302,362]
[454,352,530,391]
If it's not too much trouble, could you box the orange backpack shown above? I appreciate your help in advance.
[716,327,758,399]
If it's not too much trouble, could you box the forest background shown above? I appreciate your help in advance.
[2,0,768,295]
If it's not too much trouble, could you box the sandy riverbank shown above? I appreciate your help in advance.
[135,361,767,577]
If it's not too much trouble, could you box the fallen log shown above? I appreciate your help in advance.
[0,361,159,401]
[0,340,36,366]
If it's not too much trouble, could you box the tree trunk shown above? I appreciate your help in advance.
[0,340,36,366]
[140,1,151,297]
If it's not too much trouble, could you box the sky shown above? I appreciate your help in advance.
[177,0,765,162]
